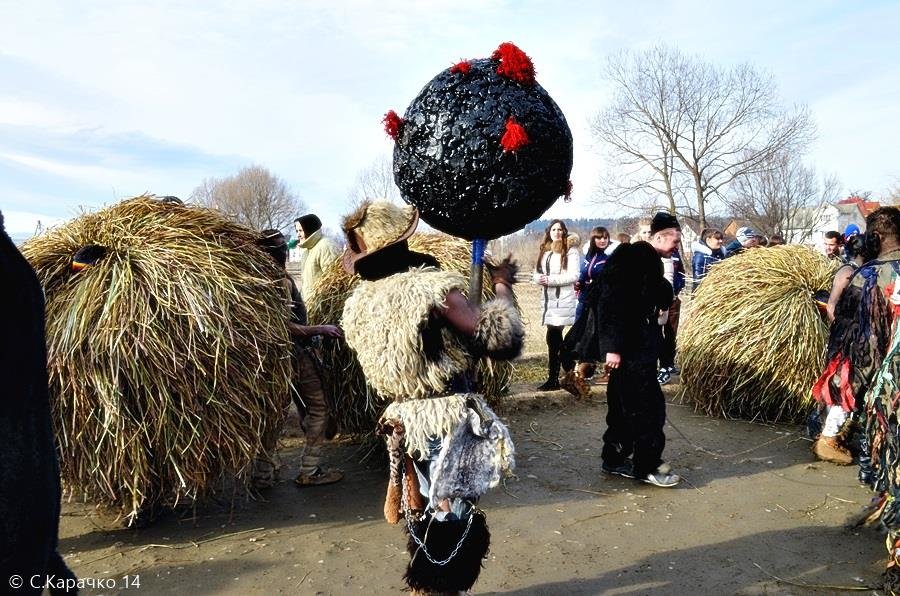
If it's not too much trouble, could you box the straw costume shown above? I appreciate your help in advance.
[340,202,522,594]
[21,196,293,525]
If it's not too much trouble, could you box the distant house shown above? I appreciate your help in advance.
[680,221,699,249]
[783,195,880,250]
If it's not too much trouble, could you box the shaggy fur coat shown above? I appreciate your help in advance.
[342,267,523,401]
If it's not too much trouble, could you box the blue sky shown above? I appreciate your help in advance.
[1,0,898,238]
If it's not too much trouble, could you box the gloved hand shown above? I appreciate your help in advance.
[486,255,519,288]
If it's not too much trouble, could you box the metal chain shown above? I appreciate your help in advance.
[407,512,475,566]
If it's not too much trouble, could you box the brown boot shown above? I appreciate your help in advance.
[560,371,591,400]
[812,436,852,465]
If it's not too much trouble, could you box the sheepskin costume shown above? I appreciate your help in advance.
[341,200,522,593]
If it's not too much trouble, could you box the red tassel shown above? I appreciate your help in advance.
[500,117,529,152]
[450,60,471,75]
[383,110,403,141]
[491,42,535,85]
[564,180,573,202]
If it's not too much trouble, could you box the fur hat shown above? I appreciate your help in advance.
[341,201,419,271]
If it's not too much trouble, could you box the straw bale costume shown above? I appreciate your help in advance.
[340,202,523,594]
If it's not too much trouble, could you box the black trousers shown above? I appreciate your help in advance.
[601,360,667,478]
[658,297,680,369]
[545,325,565,380]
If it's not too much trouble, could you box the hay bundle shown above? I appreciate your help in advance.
[307,233,514,435]
[21,196,292,522]
[678,245,836,422]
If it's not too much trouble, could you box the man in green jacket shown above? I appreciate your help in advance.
[293,214,339,302]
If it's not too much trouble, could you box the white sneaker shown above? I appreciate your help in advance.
[641,463,680,488]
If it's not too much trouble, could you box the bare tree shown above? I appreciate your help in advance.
[349,155,402,204]
[592,45,815,228]
[190,165,305,232]
[724,151,839,242]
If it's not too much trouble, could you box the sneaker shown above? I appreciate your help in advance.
[811,436,852,465]
[536,379,561,391]
[657,368,671,385]
[594,372,610,385]
[601,459,635,479]
[295,467,344,487]
[560,371,591,400]
[641,463,680,487]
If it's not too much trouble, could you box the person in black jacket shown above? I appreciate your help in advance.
[596,212,682,488]
[0,211,78,593]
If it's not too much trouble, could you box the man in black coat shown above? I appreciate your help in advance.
[595,212,682,487]
[0,211,77,593]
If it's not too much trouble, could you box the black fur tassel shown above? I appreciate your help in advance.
[404,510,490,592]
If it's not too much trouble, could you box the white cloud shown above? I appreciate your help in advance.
[2,209,65,236]
[0,0,897,231]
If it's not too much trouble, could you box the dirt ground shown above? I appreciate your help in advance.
[59,373,888,595]
[57,285,889,595]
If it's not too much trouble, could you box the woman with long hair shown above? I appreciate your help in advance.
[532,219,579,391]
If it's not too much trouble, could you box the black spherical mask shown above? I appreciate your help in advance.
[386,43,573,241]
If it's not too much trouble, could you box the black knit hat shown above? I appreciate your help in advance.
[650,212,680,235]
[296,214,322,236]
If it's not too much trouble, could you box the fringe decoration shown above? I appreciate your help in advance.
[383,420,405,524]
[450,60,471,75]
[491,42,535,85]
[500,117,529,152]
[383,110,404,141]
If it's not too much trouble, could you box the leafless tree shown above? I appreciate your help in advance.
[724,151,840,243]
[349,155,402,204]
[190,165,305,232]
[591,45,816,228]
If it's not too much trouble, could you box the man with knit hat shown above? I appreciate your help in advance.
[293,213,339,302]
[595,211,682,487]
[724,226,760,257]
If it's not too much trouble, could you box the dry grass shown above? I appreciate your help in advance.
[677,245,836,423]
[21,196,292,523]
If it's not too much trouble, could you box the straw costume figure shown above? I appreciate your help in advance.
[350,41,571,593]
[21,196,293,525]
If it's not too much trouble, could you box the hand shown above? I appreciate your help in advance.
[318,325,343,339]
[605,353,621,371]
[538,275,549,286]
[485,255,519,288]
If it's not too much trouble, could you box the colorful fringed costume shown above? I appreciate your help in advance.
[849,250,900,573]
[340,201,523,593]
